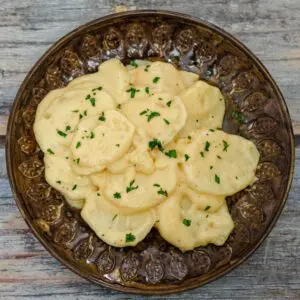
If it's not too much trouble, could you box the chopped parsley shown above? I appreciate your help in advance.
[113,192,121,199]
[182,219,191,227]
[56,180,61,184]
[204,205,211,211]
[157,187,168,197]
[129,60,138,68]
[83,110,87,116]
[204,141,211,152]
[116,144,120,147]
[147,111,160,122]
[209,129,215,132]
[76,158,80,164]
[57,130,67,137]
[90,132,95,139]
[72,109,79,113]
[127,86,140,98]
[65,125,71,131]
[98,112,106,121]
[166,100,172,107]
[85,94,91,100]
[126,180,138,193]
[47,148,55,155]
[210,165,213,170]
[92,86,102,91]
[200,151,204,158]
[165,149,177,158]
[125,233,136,243]
[140,109,161,122]
[223,140,230,152]
[112,214,118,221]
[187,136,192,140]
[217,155,222,159]
[153,76,160,83]
[145,87,150,94]
[148,138,164,151]
[232,110,245,123]
[89,97,96,106]
[163,118,170,125]
[97,192,100,196]
[184,154,190,161]
[75,141,81,149]
[153,183,160,187]
[117,104,122,109]
[72,184,77,190]
[144,65,150,72]
[215,174,221,184]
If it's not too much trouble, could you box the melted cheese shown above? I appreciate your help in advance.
[156,190,234,251]
[34,58,260,251]
[81,191,157,247]
[183,129,260,195]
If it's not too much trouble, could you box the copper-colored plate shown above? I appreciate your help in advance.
[6,10,295,294]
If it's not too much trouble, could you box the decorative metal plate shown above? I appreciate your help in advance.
[6,11,295,294]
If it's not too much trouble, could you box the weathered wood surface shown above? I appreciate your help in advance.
[0,1,299,299]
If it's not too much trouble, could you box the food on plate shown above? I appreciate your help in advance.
[33,58,260,251]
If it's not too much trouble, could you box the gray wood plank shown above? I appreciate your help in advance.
[0,0,300,299]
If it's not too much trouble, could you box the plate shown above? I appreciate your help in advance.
[6,10,295,294]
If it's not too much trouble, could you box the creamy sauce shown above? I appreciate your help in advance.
[34,58,260,251]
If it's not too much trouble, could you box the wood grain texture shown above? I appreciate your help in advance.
[0,1,299,299]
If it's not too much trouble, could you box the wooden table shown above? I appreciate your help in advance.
[0,1,299,299]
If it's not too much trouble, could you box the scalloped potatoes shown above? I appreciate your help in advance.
[34,58,259,251]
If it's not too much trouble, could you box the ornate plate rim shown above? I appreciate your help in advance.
[6,9,295,295]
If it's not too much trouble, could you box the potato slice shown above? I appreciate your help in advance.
[156,190,234,251]
[44,151,95,209]
[70,111,135,175]
[81,191,157,247]
[129,61,185,95]
[179,81,225,137]
[122,93,187,145]
[183,129,260,195]
[34,87,115,154]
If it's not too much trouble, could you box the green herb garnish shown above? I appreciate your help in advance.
[204,141,210,152]
[113,192,121,199]
[72,184,77,190]
[204,205,211,211]
[65,125,71,131]
[163,118,170,125]
[47,148,55,155]
[223,140,230,152]
[166,100,172,107]
[112,214,118,221]
[144,65,150,72]
[90,132,95,139]
[209,129,215,132]
[76,141,81,149]
[200,151,204,158]
[157,187,168,197]
[98,112,105,122]
[126,180,138,193]
[184,154,190,161]
[232,110,245,123]
[56,180,61,184]
[153,76,160,83]
[89,97,96,106]
[215,174,220,184]
[125,233,136,243]
[148,138,164,151]
[153,183,160,187]
[127,86,140,98]
[217,155,222,159]
[145,87,150,94]
[76,158,80,164]
[57,130,67,137]
[182,219,191,227]
[129,60,138,68]
[165,149,177,158]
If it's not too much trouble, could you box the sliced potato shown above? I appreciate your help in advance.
[70,111,135,175]
[34,87,115,154]
[122,93,187,145]
[129,61,185,95]
[81,191,157,247]
[183,129,260,195]
[156,190,234,251]
[44,151,95,209]
[179,81,225,137]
